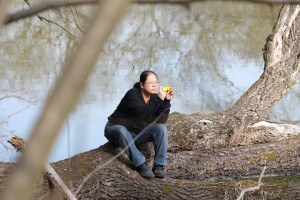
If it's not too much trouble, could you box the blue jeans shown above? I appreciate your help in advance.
[104,123,168,167]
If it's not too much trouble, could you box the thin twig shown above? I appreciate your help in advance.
[5,0,96,24]
[55,8,78,35]
[23,0,77,38]
[7,137,77,200]
[45,163,77,200]
[24,0,42,21]
[56,8,67,23]
[236,166,267,200]
[69,6,83,33]
[0,95,37,103]
[1,104,32,123]
[39,15,78,38]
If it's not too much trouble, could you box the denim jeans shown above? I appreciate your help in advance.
[104,123,168,167]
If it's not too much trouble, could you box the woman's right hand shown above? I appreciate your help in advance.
[158,87,167,100]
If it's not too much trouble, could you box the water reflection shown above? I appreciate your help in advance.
[0,2,299,162]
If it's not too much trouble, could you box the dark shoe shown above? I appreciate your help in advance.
[136,163,155,179]
[152,165,165,178]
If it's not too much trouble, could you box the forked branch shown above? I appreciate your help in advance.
[236,166,267,200]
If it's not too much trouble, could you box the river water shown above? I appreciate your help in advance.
[0,2,299,162]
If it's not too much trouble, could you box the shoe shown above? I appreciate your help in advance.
[136,163,155,179]
[152,165,165,178]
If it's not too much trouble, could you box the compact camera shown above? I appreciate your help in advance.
[162,86,171,94]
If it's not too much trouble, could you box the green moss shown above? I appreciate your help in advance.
[263,152,277,162]
[262,176,295,198]
[170,111,181,115]
[161,184,174,196]
[239,180,253,188]
[211,187,222,198]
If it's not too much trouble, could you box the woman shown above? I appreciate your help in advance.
[104,70,173,179]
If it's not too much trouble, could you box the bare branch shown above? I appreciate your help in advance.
[45,163,78,200]
[236,166,267,200]
[5,0,96,25]
[69,6,84,33]
[0,0,131,199]
[4,0,300,25]
[23,0,78,38]
[0,95,37,103]
[135,0,300,3]
[7,137,77,200]
[0,0,10,30]
[38,15,78,38]
[1,104,31,123]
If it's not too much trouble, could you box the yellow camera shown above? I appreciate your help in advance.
[162,86,171,94]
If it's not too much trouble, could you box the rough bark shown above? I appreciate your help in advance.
[2,133,300,199]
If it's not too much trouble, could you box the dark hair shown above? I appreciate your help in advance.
[133,70,158,88]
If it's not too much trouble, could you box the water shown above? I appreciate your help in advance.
[1,2,299,162]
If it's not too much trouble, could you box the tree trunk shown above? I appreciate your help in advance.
[167,4,300,152]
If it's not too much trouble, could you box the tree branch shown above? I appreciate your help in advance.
[4,0,96,25]
[0,0,10,30]
[23,0,78,38]
[0,0,131,200]
[6,137,77,200]
[4,0,300,25]
[69,6,84,33]
[38,15,78,38]
[236,166,267,200]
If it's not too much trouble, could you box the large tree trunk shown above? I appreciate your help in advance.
[167,4,300,152]
[0,3,300,200]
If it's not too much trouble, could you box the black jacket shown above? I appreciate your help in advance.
[108,86,171,133]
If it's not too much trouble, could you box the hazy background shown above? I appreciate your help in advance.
[0,2,299,162]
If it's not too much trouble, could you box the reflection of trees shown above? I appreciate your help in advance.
[0,1,300,200]
[0,90,37,123]
[271,84,300,124]
[1,2,282,112]
[0,90,36,155]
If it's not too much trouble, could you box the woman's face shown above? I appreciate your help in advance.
[142,73,159,94]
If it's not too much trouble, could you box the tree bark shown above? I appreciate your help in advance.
[1,134,298,199]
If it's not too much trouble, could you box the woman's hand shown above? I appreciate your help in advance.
[158,87,167,100]
[158,87,173,101]
[165,87,173,100]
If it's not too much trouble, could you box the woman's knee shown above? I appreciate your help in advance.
[105,124,130,141]
[154,123,168,134]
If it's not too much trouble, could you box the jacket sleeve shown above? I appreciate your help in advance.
[155,99,171,123]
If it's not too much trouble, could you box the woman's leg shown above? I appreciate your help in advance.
[135,123,168,166]
[104,124,145,167]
